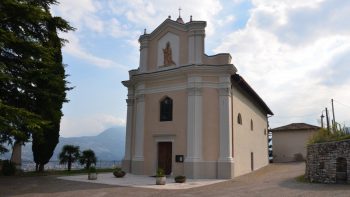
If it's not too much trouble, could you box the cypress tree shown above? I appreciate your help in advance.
[0,0,74,170]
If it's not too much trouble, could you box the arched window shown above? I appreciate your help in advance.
[250,119,254,131]
[160,97,173,121]
[237,113,242,125]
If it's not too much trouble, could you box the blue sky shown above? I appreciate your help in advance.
[52,0,350,137]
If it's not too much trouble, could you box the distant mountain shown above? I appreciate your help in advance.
[1,127,126,162]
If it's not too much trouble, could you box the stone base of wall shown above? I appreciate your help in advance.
[305,139,350,184]
[131,160,144,175]
[184,161,219,179]
[122,159,131,173]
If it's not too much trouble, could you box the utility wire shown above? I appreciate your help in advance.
[334,99,350,108]
[270,113,320,119]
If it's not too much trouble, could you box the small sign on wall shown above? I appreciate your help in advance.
[175,155,184,163]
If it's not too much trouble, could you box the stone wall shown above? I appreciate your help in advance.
[305,139,350,183]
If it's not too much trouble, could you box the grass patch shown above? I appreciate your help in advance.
[19,168,114,177]
[295,174,310,183]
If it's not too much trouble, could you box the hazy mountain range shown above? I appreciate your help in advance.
[2,127,126,161]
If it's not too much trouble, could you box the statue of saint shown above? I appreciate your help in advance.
[163,42,175,66]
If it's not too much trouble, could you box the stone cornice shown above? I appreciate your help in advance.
[127,64,237,86]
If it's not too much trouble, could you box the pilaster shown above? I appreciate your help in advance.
[122,88,134,172]
[134,93,145,161]
[218,76,234,179]
[139,36,149,72]
[188,28,205,65]
[185,76,202,162]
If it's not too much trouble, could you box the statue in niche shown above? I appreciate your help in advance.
[163,42,175,66]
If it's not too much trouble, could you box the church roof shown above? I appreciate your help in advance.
[270,123,320,132]
[231,74,273,115]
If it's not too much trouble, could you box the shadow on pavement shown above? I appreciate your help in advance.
[0,175,118,196]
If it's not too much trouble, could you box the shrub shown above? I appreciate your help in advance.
[308,128,350,144]
[156,168,165,177]
[1,160,16,176]
[88,166,96,173]
[113,167,126,178]
[174,175,186,183]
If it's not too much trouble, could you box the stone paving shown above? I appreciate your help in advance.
[1,162,350,197]
[58,173,226,189]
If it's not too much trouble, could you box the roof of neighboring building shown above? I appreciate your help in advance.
[270,123,320,132]
[231,74,273,115]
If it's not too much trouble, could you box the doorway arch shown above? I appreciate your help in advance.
[336,157,347,183]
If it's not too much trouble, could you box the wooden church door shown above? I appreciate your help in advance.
[158,142,172,175]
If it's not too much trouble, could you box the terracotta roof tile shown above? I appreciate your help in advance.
[270,123,320,132]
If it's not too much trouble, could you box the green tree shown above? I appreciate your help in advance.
[0,0,73,167]
[59,145,80,171]
[31,4,73,172]
[79,149,97,169]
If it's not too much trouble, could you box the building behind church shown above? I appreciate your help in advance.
[121,15,273,179]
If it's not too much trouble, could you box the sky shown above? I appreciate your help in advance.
[51,0,350,137]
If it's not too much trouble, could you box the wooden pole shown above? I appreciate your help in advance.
[331,99,336,131]
[326,107,330,132]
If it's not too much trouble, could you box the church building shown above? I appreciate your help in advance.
[122,15,273,179]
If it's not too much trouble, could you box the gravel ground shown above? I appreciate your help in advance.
[1,162,349,197]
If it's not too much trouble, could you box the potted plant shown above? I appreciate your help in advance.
[174,175,186,183]
[113,167,126,178]
[88,166,97,180]
[155,168,166,185]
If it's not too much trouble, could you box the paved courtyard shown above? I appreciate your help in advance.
[58,172,226,190]
[1,162,350,197]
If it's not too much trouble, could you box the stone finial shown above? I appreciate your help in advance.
[168,15,171,19]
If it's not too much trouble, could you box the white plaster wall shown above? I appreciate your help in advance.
[272,130,317,162]
[232,87,269,177]
[157,32,179,67]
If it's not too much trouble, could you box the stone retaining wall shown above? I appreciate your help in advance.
[305,139,350,183]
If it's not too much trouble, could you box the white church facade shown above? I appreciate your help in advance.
[122,16,273,179]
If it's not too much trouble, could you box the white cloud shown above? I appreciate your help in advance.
[250,0,350,45]
[217,15,236,27]
[61,32,129,70]
[106,0,223,36]
[215,0,350,128]
[52,0,104,33]
[60,114,126,137]
[109,18,140,39]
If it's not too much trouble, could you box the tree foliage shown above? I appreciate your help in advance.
[79,149,97,169]
[59,145,80,171]
[0,0,73,169]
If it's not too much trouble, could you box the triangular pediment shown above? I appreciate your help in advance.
[139,18,206,41]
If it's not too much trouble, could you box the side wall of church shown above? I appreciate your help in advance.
[231,87,269,177]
